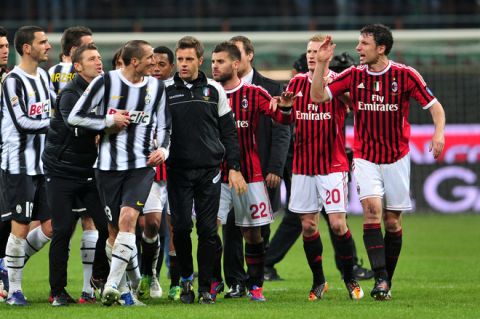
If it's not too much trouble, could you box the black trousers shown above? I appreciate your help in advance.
[0,220,11,258]
[167,167,220,293]
[264,209,302,267]
[46,175,109,294]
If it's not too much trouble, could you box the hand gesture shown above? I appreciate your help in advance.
[315,35,336,63]
[271,91,298,111]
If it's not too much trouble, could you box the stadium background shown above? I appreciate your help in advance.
[1,0,478,214]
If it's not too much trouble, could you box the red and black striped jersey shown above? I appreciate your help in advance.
[155,163,166,181]
[326,61,437,164]
[221,81,289,183]
[286,72,349,175]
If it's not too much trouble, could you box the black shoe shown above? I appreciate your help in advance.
[224,284,246,298]
[198,291,215,304]
[52,294,68,307]
[52,290,76,306]
[264,266,283,281]
[353,261,374,281]
[370,278,390,301]
[49,289,76,304]
[180,280,195,304]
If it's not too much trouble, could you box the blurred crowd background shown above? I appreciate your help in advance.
[1,0,480,32]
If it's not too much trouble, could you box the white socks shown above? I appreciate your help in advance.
[126,240,141,290]
[80,230,98,294]
[105,232,135,289]
[6,234,26,295]
[24,226,50,262]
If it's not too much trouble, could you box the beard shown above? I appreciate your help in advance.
[214,70,233,84]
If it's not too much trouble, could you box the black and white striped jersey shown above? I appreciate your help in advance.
[48,62,75,101]
[68,69,169,171]
[1,66,52,175]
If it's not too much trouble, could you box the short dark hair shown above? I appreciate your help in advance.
[154,46,174,64]
[122,40,151,66]
[0,26,7,38]
[360,24,394,56]
[61,26,93,57]
[175,36,204,58]
[112,46,124,69]
[230,35,254,56]
[212,41,241,61]
[72,43,98,65]
[292,53,307,73]
[329,52,355,73]
[14,25,44,55]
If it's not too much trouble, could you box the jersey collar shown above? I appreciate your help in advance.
[366,60,391,76]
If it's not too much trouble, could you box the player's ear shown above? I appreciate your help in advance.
[22,43,31,55]
[246,52,254,64]
[198,56,204,66]
[132,56,139,67]
[233,59,240,70]
[74,62,82,72]
[377,44,386,55]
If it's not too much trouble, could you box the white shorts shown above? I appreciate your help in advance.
[144,180,169,214]
[218,182,273,227]
[289,172,348,214]
[353,153,412,211]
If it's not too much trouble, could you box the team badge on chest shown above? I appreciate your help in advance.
[241,96,249,109]
[145,87,152,105]
[202,86,210,101]
[391,81,398,93]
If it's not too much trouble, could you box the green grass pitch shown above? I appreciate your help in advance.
[2,213,479,318]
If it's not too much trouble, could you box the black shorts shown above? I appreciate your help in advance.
[72,197,88,217]
[95,167,155,226]
[0,171,51,223]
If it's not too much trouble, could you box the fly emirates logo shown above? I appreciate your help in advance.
[296,103,331,121]
[232,113,249,128]
[358,94,398,112]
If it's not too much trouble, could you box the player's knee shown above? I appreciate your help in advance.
[118,208,140,232]
[329,220,347,235]
[384,217,401,232]
[81,216,96,230]
[301,218,317,234]
[242,227,262,244]
[41,222,53,238]
[363,206,381,223]
[144,220,160,237]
